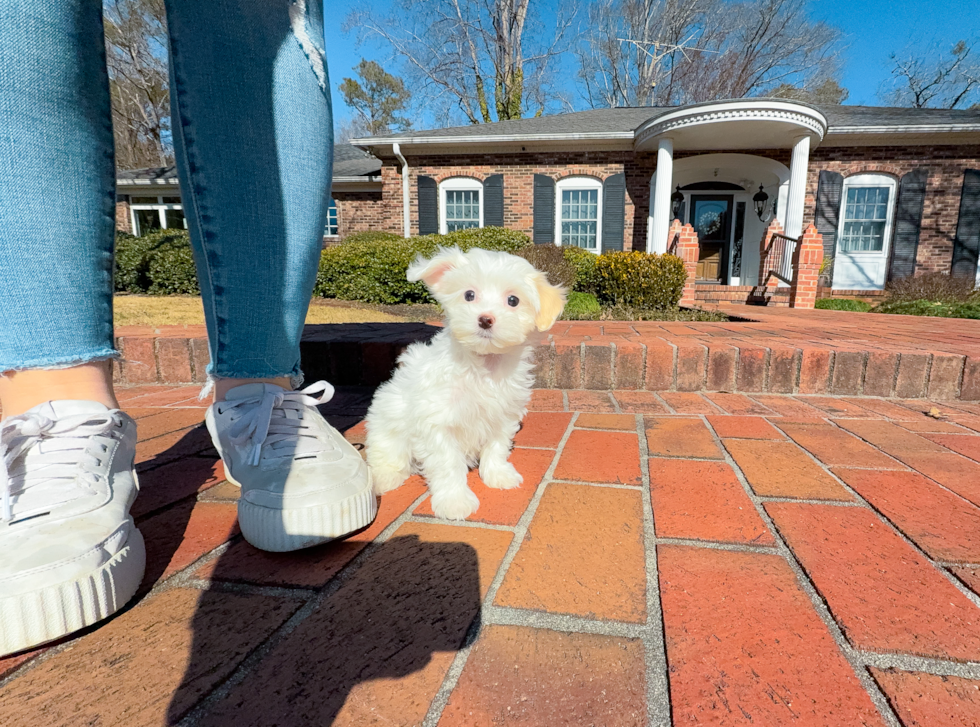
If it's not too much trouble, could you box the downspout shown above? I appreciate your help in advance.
[393,143,410,238]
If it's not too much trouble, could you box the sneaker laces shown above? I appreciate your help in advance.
[1,409,118,524]
[224,381,336,466]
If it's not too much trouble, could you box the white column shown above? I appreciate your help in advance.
[784,134,810,239]
[650,137,674,253]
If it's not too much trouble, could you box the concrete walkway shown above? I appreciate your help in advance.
[3,385,980,725]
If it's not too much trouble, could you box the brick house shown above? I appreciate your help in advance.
[116,98,980,295]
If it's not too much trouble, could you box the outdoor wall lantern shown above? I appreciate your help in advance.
[753,185,770,221]
[670,186,684,219]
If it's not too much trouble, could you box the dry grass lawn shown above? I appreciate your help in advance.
[114,295,409,326]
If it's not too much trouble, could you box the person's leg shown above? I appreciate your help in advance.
[0,0,118,415]
[165,0,375,552]
[164,0,332,396]
[0,0,144,657]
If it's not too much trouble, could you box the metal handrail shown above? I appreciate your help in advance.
[761,232,794,286]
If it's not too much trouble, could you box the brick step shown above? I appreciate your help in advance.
[111,322,980,401]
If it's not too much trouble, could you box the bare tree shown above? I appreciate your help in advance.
[771,78,849,105]
[884,40,980,109]
[103,0,172,169]
[578,0,842,107]
[345,0,574,125]
[335,117,373,144]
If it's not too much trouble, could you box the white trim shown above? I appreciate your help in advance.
[833,173,898,290]
[828,124,980,135]
[555,176,603,253]
[392,142,410,238]
[635,100,827,149]
[351,131,635,147]
[439,177,484,234]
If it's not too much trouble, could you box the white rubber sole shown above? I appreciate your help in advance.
[227,470,378,552]
[0,527,146,658]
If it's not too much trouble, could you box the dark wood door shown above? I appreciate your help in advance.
[690,195,733,282]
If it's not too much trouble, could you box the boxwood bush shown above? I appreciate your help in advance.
[516,245,576,289]
[114,229,199,295]
[593,251,687,309]
[561,246,599,293]
[314,227,533,304]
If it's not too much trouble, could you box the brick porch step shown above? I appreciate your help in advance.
[112,307,980,401]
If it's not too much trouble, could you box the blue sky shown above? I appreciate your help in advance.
[324,0,980,129]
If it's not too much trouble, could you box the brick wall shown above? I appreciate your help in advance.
[332,190,389,241]
[115,198,132,234]
[805,145,980,274]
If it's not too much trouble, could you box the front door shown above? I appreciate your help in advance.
[690,195,733,282]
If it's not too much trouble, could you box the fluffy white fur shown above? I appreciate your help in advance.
[365,246,566,520]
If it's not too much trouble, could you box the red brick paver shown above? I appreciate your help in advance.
[5,383,980,726]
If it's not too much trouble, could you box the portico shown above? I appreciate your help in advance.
[639,100,828,286]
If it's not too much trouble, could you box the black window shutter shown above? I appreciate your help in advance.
[952,169,980,279]
[601,173,626,253]
[484,174,504,228]
[888,168,928,281]
[533,174,555,244]
[417,175,438,235]
[814,170,844,263]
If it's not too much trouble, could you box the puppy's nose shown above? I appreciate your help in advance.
[478,315,494,330]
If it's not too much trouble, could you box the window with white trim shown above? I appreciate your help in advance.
[838,174,897,253]
[129,195,186,236]
[556,177,602,252]
[439,177,483,233]
[324,197,339,237]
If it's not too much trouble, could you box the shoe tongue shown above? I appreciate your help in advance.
[223,383,287,401]
[40,400,112,419]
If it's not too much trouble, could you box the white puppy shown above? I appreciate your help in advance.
[365,246,566,520]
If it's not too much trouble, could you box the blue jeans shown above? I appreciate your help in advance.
[0,0,332,382]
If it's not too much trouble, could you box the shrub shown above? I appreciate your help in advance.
[516,245,576,289]
[592,251,687,309]
[147,240,200,294]
[885,272,976,303]
[872,299,980,319]
[115,229,199,295]
[561,291,601,319]
[815,298,872,312]
[315,226,533,304]
[561,246,599,293]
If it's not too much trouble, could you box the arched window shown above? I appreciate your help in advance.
[556,177,602,252]
[439,177,483,234]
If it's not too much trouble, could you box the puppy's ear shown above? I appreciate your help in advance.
[407,246,467,293]
[532,272,567,332]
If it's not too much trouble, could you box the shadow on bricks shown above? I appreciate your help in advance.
[301,323,441,387]
[167,534,483,725]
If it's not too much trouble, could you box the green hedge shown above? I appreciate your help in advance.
[114,229,199,295]
[815,298,872,312]
[593,251,687,310]
[562,246,599,293]
[314,227,533,304]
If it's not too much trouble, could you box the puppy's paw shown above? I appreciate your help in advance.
[371,465,408,495]
[481,460,523,490]
[430,487,480,520]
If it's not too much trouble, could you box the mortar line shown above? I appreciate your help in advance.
[651,391,676,414]
[609,390,623,414]
[177,489,430,727]
[420,411,580,727]
[483,605,647,639]
[549,478,644,490]
[699,414,903,727]
[856,651,980,679]
[404,515,517,532]
[653,536,780,554]
[636,412,671,727]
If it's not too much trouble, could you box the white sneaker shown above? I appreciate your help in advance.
[205,381,376,552]
[0,401,146,657]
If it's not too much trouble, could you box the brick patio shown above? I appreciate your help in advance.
[3,385,980,725]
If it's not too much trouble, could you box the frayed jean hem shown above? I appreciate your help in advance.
[197,368,306,399]
[0,349,119,376]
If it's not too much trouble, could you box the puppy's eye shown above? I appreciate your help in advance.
[464,290,475,302]
[507,295,520,307]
